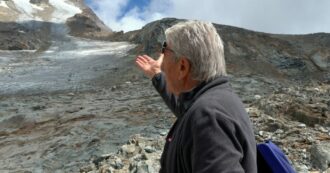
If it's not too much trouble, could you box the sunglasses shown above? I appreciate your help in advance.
[162,41,175,54]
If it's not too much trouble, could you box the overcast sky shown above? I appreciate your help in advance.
[85,0,330,34]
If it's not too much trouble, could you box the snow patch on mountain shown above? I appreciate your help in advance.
[49,0,81,23]
[3,0,82,23]
[12,0,43,21]
[0,1,9,8]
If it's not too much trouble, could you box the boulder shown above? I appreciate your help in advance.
[310,142,330,171]
[311,50,330,71]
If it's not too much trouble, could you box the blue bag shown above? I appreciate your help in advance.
[257,140,296,173]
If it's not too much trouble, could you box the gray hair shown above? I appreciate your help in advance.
[165,20,227,81]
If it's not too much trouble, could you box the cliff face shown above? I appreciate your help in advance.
[66,7,113,39]
[113,18,330,83]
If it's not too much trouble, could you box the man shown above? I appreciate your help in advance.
[135,20,257,173]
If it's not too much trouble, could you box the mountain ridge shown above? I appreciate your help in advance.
[109,18,330,83]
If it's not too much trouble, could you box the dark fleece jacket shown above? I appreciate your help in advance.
[152,73,257,173]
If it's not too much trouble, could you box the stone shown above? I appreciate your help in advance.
[130,161,154,173]
[294,164,308,173]
[144,146,156,153]
[254,95,262,100]
[68,92,75,96]
[121,144,137,158]
[298,123,307,128]
[65,107,83,113]
[258,131,264,137]
[80,164,94,173]
[141,153,148,160]
[99,165,111,173]
[246,107,260,117]
[306,136,315,144]
[159,131,167,136]
[111,86,117,91]
[311,51,330,71]
[310,142,330,171]
[317,126,328,133]
[31,105,46,111]
[110,158,124,169]
[275,129,284,134]
[282,147,289,154]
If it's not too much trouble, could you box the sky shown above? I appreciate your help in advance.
[85,0,330,34]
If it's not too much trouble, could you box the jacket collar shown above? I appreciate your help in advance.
[176,76,230,117]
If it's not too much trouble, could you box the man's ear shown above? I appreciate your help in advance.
[178,57,191,80]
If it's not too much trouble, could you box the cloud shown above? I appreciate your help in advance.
[87,0,330,34]
[86,0,168,32]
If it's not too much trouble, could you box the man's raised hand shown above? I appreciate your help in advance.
[135,54,163,79]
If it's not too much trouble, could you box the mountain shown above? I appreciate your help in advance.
[112,18,330,83]
[0,0,112,50]
[1,1,328,83]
